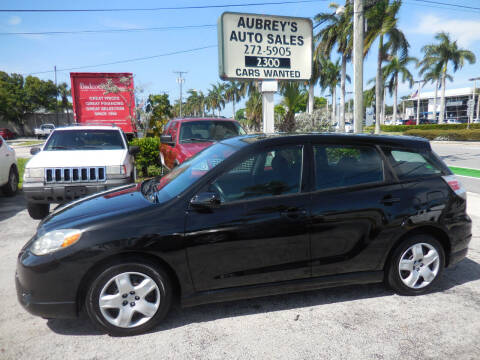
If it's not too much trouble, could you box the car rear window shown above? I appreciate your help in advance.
[383,148,442,180]
[313,145,384,190]
[179,121,245,143]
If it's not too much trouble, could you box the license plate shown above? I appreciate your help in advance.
[65,186,87,197]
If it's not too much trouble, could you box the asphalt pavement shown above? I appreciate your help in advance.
[0,191,479,360]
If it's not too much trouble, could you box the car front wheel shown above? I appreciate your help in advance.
[85,261,172,336]
[27,203,50,219]
[387,235,445,295]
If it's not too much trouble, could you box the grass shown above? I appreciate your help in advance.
[449,166,480,179]
[14,141,44,147]
[17,157,28,189]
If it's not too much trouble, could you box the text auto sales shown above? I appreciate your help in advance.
[229,16,305,79]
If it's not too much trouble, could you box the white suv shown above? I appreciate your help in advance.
[0,135,18,196]
[23,126,138,219]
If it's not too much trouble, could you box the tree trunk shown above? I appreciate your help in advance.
[340,55,347,131]
[331,87,336,126]
[308,84,314,115]
[375,35,384,134]
[433,79,438,122]
[232,100,236,119]
[439,69,447,124]
[393,74,398,123]
[382,86,386,125]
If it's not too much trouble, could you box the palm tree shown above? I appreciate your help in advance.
[57,82,71,124]
[224,81,245,118]
[279,82,307,132]
[382,56,416,123]
[314,2,352,130]
[419,32,474,123]
[364,0,409,133]
[306,55,321,115]
[245,89,262,132]
[318,57,348,126]
[207,83,226,116]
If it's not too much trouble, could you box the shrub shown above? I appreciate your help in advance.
[403,129,480,141]
[129,137,161,177]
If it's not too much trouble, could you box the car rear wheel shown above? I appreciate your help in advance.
[85,261,172,336]
[387,235,445,295]
[27,203,50,219]
[2,166,18,196]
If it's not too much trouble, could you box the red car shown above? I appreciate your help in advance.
[0,128,16,140]
[160,118,246,169]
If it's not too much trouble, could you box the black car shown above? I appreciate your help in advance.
[16,134,472,336]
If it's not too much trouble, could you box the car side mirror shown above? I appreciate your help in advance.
[30,147,41,155]
[160,134,175,146]
[190,192,221,211]
[129,145,140,156]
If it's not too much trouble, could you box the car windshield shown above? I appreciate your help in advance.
[44,130,125,150]
[142,141,241,203]
[179,121,246,143]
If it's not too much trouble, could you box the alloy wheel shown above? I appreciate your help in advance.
[398,243,440,289]
[99,272,161,328]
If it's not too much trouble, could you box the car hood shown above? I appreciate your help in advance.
[177,142,213,157]
[27,149,127,168]
[38,183,152,233]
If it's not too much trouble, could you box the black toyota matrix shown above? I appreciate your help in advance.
[16,134,472,336]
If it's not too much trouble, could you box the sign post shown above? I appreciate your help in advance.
[218,12,312,132]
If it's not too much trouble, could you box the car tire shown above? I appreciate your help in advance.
[85,261,172,336]
[2,166,18,196]
[27,203,50,220]
[387,234,445,295]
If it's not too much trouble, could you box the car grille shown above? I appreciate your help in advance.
[45,167,106,183]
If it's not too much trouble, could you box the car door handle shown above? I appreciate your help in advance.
[280,208,308,219]
[381,196,400,205]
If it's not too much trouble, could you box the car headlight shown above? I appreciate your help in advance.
[106,165,127,178]
[24,167,44,182]
[31,229,82,256]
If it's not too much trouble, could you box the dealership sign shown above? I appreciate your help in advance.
[218,12,312,81]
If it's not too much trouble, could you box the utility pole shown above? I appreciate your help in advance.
[174,71,187,118]
[353,0,364,133]
[414,80,424,125]
[54,65,58,126]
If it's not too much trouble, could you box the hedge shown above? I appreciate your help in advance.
[403,129,480,141]
[379,123,480,132]
[129,137,162,177]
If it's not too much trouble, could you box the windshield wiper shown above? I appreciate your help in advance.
[50,146,70,150]
[182,138,211,143]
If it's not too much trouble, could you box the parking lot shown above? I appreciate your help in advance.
[0,190,478,360]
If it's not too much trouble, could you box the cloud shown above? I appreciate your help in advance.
[8,16,21,25]
[413,15,480,47]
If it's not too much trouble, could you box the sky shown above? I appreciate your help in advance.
[1,0,480,117]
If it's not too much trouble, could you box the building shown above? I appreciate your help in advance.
[406,87,480,122]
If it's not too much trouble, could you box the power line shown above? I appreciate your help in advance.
[24,45,216,75]
[413,0,480,11]
[0,24,216,36]
[0,0,327,13]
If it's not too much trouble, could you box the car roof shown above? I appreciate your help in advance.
[173,117,237,123]
[53,126,122,131]
[220,133,431,150]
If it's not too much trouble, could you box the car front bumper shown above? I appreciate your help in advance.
[23,178,132,204]
[15,250,79,319]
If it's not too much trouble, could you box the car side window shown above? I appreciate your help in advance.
[211,145,303,203]
[383,148,442,180]
[314,144,384,190]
